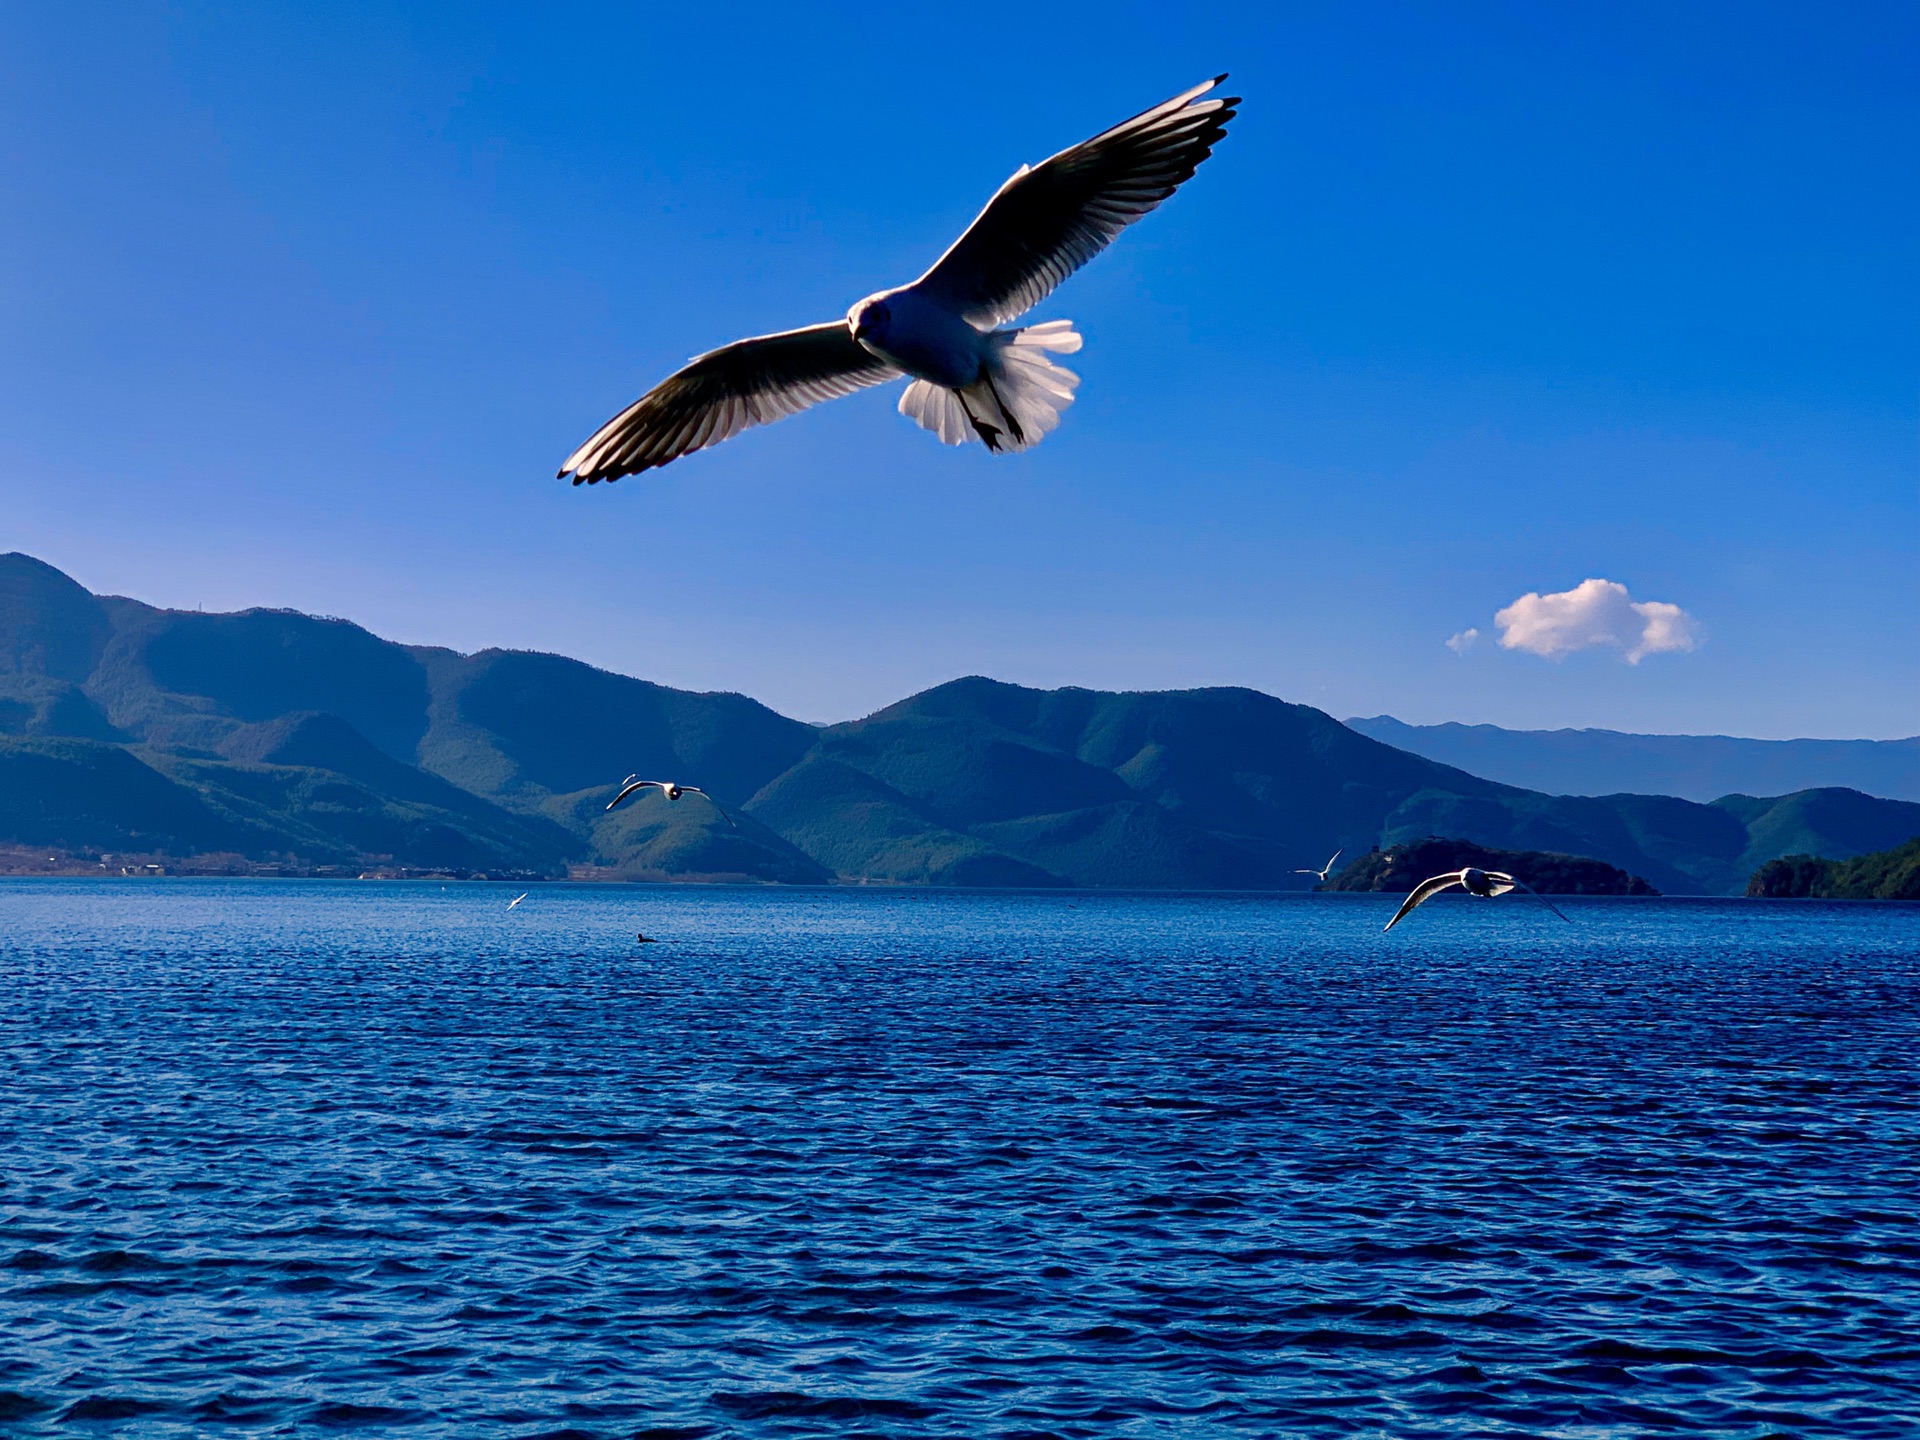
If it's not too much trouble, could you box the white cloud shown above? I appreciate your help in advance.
[1493,578,1699,664]
[1445,627,1480,656]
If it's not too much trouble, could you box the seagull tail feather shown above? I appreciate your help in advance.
[896,321,1083,454]
[898,380,974,445]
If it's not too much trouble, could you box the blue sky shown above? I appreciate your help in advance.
[3,2,1914,736]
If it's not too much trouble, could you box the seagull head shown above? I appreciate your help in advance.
[849,295,892,344]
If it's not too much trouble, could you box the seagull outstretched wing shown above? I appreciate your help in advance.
[911,76,1239,328]
[562,323,901,484]
[1383,872,1466,932]
[1296,850,1342,881]
[606,779,666,811]
[1486,871,1572,924]
[604,779,738,828]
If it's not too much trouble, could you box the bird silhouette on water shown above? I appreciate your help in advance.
[560,77,1237,480]
[1383,867,1572,932]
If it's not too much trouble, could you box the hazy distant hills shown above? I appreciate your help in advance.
[4,552,1917,893]
[1348,715,1920,803]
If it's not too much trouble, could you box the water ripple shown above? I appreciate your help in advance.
[1,881,1916,1436]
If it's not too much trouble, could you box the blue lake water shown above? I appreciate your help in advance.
[1,881,1917,1438]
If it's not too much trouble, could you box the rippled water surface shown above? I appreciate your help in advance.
[2,881,1918,1437]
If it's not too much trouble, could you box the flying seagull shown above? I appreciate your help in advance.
[559,76,1238,482]
[506,891,528,909]
[1382,867,1572,933]
[605,777,737,828]
[1296,849,1343,884]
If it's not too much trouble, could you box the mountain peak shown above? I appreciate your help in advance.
[0,553,110,682]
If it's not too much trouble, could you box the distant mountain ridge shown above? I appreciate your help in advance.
[4,552,1916,893]
[1347,715,1920,803]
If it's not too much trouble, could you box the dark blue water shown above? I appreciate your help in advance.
[2,882,1917,1437]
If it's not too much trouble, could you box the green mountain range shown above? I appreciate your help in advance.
[4,552,1915,893]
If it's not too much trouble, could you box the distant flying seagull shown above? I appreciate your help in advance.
[1296,849,1343,884]
[1382,867,1572,933]
[559,76,1238,482]
[507,892,528,909]
[605,777,738,828]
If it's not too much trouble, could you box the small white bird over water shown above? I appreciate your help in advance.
[605,777,737,828]
[1296,850,1343,884]
[560,77,1238,482]
[506,892,528,909]
[1383,867,1572,933]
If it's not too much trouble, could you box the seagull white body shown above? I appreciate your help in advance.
[1296,849,1343,884]
[852,286,988,390]
[1382,866,1572,932]
[560,77,1238,481]
[605,777,737,828]
[506,892,527,909]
